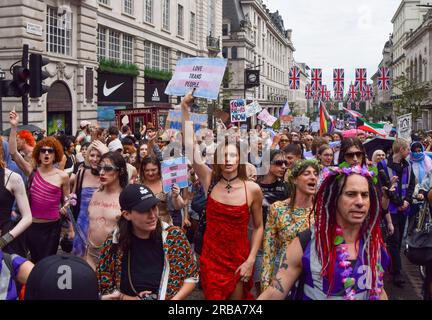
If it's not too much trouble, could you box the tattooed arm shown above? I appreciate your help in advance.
[257,237,304,300]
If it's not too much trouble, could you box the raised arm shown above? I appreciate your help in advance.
[181,92,212,192]
[8,110,33,176]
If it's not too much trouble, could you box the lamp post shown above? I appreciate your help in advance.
[0,66,5,133]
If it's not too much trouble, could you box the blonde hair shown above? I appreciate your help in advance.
[392,138,409,154]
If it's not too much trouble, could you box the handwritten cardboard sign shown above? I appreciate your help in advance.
[165,58,227,100]
[257,109,277,126]
[230,99,247,123]
[161,157,189,193]
[165,110,207,132]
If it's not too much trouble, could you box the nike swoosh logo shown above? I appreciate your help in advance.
[103,81,124,97]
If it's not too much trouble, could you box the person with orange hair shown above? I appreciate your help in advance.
[16,130,35,164]
[9,109,70,263]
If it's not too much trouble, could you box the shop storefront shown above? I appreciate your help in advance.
[47,81,73,136]
[97,72,134,128]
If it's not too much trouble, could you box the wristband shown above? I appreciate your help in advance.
[0,232,14,249]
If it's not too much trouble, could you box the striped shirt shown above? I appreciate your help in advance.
[0,251,27,300]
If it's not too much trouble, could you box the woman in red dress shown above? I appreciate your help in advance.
[181,92,264,300]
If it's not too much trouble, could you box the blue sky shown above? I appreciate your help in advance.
[265,0,397,90]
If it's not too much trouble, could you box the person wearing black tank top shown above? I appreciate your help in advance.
[0,139,32,255]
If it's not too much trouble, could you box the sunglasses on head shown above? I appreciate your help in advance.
[97,165,119,173]
[272,160,288,167]
[345,151,364,159]
[40,147,55,154]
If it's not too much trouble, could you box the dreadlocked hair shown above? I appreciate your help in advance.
[313,172,386,296]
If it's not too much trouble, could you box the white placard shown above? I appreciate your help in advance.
[26,23,43,36]
[245,101,262,117]
[397,113,412,142]
[257,109,277,126]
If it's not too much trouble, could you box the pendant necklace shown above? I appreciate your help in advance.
[221,175,238,193]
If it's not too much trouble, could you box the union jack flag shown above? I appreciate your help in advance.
[355,68,367,93]
[349,84,357,101]
[333,69,345,93]
[319,85,327,100]
[289,66,301,90]
[305,84,313,99]
[313,89,320,101]
[311,69,322,93]
[364,84,374,100]
[377,67,391,91]
[355,101,360,110]
[325,90,331,102]
[334,90,343,101]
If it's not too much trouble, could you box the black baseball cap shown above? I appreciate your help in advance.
[24,254,99,300]
[119,184,160,212]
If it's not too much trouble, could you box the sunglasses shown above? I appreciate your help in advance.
[40,148,55,154]
[345,151,364,159]
[272,160,289,167]
[97,165,119,173]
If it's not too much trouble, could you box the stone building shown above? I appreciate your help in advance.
[221,0,295,126]
[0,0,222,134]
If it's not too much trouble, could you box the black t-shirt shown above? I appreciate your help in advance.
[259,179,290,225]
[120,234,164,297]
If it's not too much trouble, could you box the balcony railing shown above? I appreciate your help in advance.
[207,35,220,52]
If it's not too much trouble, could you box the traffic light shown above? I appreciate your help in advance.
[29,53,50,98]
[1,66,31,97]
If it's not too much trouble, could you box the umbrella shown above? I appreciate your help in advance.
[363,136,395,160]
[2,124,42,136]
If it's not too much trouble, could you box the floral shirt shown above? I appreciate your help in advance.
[96,224,199,300]
[261,200,313,290]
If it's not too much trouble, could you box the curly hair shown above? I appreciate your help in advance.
[0,137,5,169]
[32,137,64,164]
[17,130,36,147]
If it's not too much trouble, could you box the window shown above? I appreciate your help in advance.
[98,0,109,5]
[231,47,237,59]
[122,35,133,64]
[162,0,170,30]
[144,41,151,68]
[222,24,229,36]
[46,7,72,56]
[123,0,134,15]
[161,47,169,71]
[109,30,120,62]
[97,27,106,61]
[152,44,160,69]
[222,47,228,58]
[177,4,184,36]
[144,0,153,23]
[145,41,170,71]
[190,12,196,42]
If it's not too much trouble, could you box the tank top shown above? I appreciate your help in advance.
[29,170,62,220]
[0,169,15,226]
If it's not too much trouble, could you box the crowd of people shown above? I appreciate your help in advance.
[1,93,432,301]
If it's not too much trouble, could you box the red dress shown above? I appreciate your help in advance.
[200,183,253,300]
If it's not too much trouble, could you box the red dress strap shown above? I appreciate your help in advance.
[243,181,248,206]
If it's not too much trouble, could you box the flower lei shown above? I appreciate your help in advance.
[322,162,378,185]
[64,193,77,207]
[334,226,384,300]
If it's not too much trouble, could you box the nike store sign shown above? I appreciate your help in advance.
[97,72,133,104]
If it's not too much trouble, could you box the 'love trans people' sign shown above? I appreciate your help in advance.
[161,157,189,193]
[165,58,227,100]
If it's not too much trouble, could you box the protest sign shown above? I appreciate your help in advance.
[230,99,247,122]
[161,157,189,193]
[165,110,207,132]
[257,109,277,126]
[397,113,412,142]
[245,101,262,118]
[292,116,309,128]
[165,58,227,100]
[310,122,320,132]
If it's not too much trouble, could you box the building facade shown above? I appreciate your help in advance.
[390,0,428,97]
[0,0,222,134]
[403,9,432,130]
[221,0,295,125]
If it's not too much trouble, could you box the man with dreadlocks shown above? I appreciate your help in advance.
[258,164,389,300]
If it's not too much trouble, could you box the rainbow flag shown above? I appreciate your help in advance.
[319,100,335,135]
